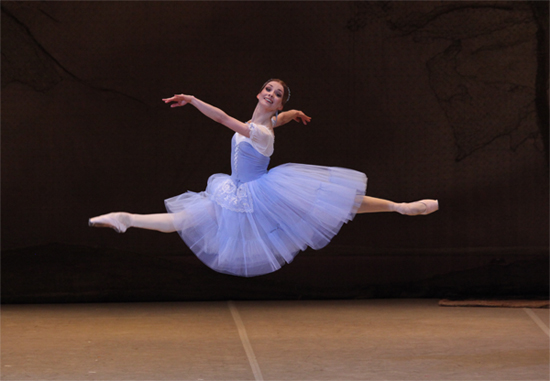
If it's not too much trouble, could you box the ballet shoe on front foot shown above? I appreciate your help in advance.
[88,213,129,233]
[395,200,439,216]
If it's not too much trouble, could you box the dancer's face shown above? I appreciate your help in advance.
[257,81,284,111]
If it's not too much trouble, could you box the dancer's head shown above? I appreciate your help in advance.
[257,79,290,111]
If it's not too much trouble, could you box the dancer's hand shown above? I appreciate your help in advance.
[293,111,311,125]
[274,110,312,128]
[162,94,194,108]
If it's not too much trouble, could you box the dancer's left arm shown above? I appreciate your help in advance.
[273,110,311,128]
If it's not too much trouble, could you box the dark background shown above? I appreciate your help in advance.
[2,1,548,303]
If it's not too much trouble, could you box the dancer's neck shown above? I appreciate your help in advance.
[250,103,275,128]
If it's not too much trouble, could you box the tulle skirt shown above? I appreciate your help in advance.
[165,163,367,277]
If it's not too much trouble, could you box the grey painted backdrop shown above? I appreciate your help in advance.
[2,2,548,259]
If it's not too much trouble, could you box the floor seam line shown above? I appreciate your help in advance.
[228,300,264,381]
[523,308,549,337]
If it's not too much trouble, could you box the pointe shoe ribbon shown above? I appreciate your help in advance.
[89,213,128,233]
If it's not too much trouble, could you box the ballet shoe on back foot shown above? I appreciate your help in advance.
[89,212,130,233]
[394,199,439,216]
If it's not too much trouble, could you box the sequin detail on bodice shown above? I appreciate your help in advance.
[210,135,270,213]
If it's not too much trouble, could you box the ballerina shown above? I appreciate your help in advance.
[90,79,438,277]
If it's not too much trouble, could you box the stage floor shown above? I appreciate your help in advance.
[2,299,548,380]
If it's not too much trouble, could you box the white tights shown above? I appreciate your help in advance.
[100,196,431,233]
[359,196,436,215]
[118,212,177,233]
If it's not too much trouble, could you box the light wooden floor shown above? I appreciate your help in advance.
[2,299,548,380]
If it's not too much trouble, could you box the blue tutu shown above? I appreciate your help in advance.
[165,123,367,277]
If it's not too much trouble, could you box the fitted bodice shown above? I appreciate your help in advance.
[230,134,270,184]
[207,126,274,213]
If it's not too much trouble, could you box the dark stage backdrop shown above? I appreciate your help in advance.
[2,1,548,302]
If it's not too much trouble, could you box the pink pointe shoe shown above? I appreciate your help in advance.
[396,199,439,216]
[88,213,129,233]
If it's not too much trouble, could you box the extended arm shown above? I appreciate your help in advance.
[163,94,250,137]
[273,110,311,128]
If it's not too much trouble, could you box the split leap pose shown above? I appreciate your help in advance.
[90,79,438,277]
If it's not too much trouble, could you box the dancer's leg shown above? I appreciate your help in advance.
[358,196,438,215]
[89,212,177,233]
[357,196,396,213]
[130,213,177,233]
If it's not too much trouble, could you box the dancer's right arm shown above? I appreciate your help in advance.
[162,94,250,137]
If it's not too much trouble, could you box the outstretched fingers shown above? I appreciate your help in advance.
[294,111,311,125]
[162,94,189,107]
